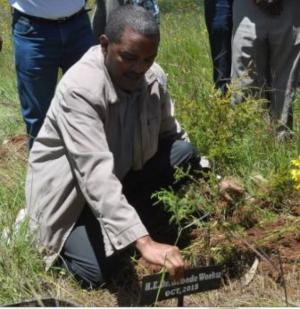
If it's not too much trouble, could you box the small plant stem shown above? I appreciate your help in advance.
[175,213,210,246]
[277,249,289,306]
[154,267,167,306]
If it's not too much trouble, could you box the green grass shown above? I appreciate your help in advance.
[0,0,299,306]
[0,1,23,141]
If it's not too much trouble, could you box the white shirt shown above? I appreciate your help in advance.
[9,0,85,20]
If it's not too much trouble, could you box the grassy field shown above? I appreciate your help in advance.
[0,0,300,306]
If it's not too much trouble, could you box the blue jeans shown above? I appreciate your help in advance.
[12,10,94,148]
[204,0,233,91]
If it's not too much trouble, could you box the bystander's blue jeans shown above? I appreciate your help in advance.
[204,0,233,92]
[12,10,94,148]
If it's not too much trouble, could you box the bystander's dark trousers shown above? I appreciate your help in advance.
[92,0,123,39]
[60,139,202,289]
[204,0,233,91]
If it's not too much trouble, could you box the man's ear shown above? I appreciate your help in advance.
[99,34,109,56]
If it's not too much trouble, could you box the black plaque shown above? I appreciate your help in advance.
[140,266,222,305]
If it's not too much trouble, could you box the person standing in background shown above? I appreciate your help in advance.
[204,0,233,92]
[92,0,159,38]
[231,0,300,139]
[9,0,94,148]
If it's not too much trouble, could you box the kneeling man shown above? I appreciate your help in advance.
[25,5,203,289]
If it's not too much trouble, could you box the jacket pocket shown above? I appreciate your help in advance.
[13,15,35,36]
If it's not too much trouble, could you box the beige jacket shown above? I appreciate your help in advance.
[25,45,185,269]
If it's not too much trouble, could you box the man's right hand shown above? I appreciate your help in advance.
[135,235,185,281]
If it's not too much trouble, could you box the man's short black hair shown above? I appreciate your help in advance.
[105,4,160,43]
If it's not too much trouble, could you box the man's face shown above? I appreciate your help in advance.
[100,27,159,92]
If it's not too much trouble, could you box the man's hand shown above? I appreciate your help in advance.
[219,178,245,203]
[0,35,3,52]
[135,235,185,281]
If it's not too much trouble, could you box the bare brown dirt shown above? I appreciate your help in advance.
[0,134,27,163]
[244,218,300,278]
[0,134,27,187]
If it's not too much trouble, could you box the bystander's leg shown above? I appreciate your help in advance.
[12,10,93,148]
[12,12,60,148]
[268,0,300,132]
[92,0,123,39]
[61,11,94,73]
[231,0,269,105]
[204,0,233,92]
